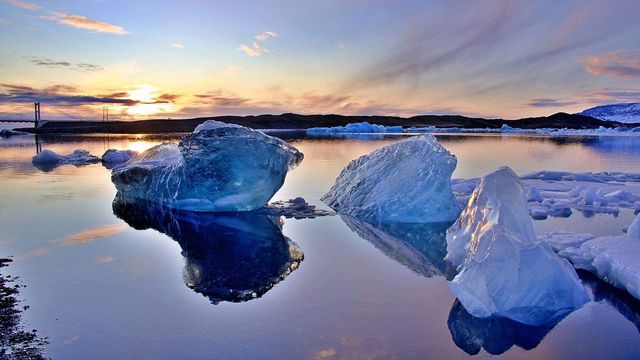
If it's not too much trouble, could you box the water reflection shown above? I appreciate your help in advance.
[447,300,561,356]
[112,197,303,304]
[340,216,452,278]
[581,271,640,334]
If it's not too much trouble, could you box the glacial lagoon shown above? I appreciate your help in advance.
[1,132,640,359]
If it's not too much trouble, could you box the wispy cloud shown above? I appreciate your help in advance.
[96,255,115,264]
[528,98,578,107]
[15,247,48,261]
[581,50,640,78]
[170,43,184,49]
[31,57,103,72]
[238,31,277,57]
[254,31,277,41]
[42,12,128,35]
[4,0,40,11]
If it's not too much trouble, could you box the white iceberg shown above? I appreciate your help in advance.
[307,122,403,135]
[539,214,640,301]
[452,170,640,219]
[321,134,461,223]
[446,167,589,325]
[102,149,138,164]
[32,149,100,171]
[111,121,303,212]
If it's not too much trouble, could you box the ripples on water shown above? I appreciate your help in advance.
[0,133,639,359]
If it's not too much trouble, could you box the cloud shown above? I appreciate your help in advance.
[0,83,141,105]
[528,98,578,107]
[42,12,128,35]
[58,224,127,246]
[4,0,40,11]
[582,88,640,104]
[238,31,277,57]
[170,43,184,49]
[30,57,103,72]
[154,93,181,103]
[254,31,277,41]
[581,50,640,78]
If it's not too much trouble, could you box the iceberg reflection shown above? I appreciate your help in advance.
[447,300,562,355]
[113,197,303,304]
[341,216,452,278]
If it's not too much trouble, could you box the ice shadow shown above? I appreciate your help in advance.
[447,300,564,356]
[340,216,453,278]
[112,196,303,304]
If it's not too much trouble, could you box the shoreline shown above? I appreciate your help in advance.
[15,112,636,135]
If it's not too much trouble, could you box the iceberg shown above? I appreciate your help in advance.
[322,135,461,223]
[113,197,303,303]
[306,122,403,135]
[111,121,303,211]
[446,167,589,325]
[540,214,640,301]
[31,149,100,172]
[102,149,138,165]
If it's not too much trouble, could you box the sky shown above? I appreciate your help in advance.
[1,0,640,120]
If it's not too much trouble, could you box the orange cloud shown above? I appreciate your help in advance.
[42,12,128,35]
[581,50,640,78]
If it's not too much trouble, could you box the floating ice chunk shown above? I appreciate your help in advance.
[541,215,640,301]
[0,129,29,138]
[446,167,589,325]
[307,122,403,135]
[260,197,334,219]
[111,121,303,211]
[526,187,543,202]
[101,149,138,164]
[113,197,303,303]
[322,135,461,223]
[31,149,100,171]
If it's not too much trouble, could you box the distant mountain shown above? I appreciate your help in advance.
[580,103,640,124]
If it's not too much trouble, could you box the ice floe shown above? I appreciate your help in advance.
[111,121,303,211]
[539,214,640,301]
[322,134,461,223]
[306,122,403,135]
[446,167,589,325]
[101,149,138,165]
[31,149,100,171]
[259,197,334,219]
[452,170,640,219]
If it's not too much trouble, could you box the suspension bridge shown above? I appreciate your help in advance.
[0,103,116,128]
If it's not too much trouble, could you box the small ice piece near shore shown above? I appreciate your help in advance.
[446,167,589,325]
[0,129,29,138]
[102,149,138,164]
[111,121,303,212]
[322,134,461,223]
[307,122,403,135]
[540,214,640,301]
[31,149,100,171]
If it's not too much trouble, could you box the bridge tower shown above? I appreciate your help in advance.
[34,102,41,128]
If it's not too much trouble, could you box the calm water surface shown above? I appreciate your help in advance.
[1,132,639,359]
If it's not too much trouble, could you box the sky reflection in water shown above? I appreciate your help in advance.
[0,133,639,359]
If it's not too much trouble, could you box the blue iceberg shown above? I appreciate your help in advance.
[322,135,461,223]
[111,121,303,211]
